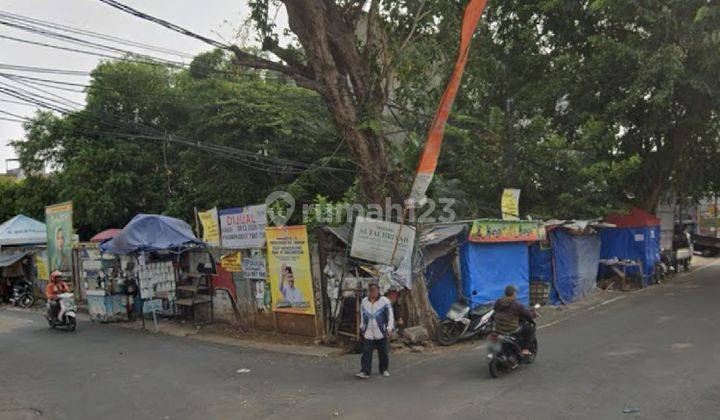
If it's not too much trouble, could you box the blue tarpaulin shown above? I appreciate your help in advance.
[427,254,459,319]
[100,214,204,255]
[427,241,530,317]
[0,251,27,267]
[599,226,660,284]
[0,215,46,246]
[460,242,529,307]
[529,243,553,283]
[529,230,601,304]
[550,230,601,304]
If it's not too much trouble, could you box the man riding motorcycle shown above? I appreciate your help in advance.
[45,270,70,319]
[493,285,537,356]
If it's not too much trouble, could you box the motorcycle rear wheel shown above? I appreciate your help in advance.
[489,359,503,378]
[20,295,35,309]
[437,321,463,346]
[525,338,538,364]
[67,317,77,332]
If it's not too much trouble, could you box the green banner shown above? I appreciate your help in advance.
[468,220,544,243]
[45,201,74,273]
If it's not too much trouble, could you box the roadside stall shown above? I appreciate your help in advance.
[89,228,121,244]
[75,242,128,322]
[318,218,414,342]
[529,221,605,305]
[99,214,212,326]
[599,208,661,288]
[0,215,47,300]
[425,220,543,319]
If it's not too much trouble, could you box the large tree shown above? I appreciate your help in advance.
[13,58,352,236]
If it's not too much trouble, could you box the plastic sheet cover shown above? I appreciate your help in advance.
[550,230,601,304]
[427,254,459,318]
[460,242,529,306]
[100,214,204,255]
[599,226,660,285]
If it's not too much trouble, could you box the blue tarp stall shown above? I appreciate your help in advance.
[461,241,529,307]
[100,214,205,255]
[0,215,46,247]
[426,254,459,319]
[529,226,602,305]
[0,251,27,268]
[426,239,529,318]
[549,229,601,304]
[599,208,661,285]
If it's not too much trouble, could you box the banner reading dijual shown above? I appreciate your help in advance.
[45,201,73,273]
[266,226,315,314]
[468,220,544,243]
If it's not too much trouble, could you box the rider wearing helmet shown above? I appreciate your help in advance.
[45,271,69,319]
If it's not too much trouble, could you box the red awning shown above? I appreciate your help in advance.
[89,228,122,243]
[605,208,660,228]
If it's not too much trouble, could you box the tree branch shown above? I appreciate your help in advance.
[228,45,322,92]
[261,37,314,78]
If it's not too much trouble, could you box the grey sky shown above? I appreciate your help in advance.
[0,0,287,173]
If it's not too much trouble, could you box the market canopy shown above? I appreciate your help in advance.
[0,251,27,267]
[100,214,205,255]
[0,215,47,246]
[90,228,121,243]
[605,208,660,228]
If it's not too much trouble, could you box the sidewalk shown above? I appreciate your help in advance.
[7,255,715,359]
[109,317,346,358]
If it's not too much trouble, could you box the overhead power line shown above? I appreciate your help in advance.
[0,108,32,121]
[0,11,192,58]
[0,63,90,76]
[96,0,229,50]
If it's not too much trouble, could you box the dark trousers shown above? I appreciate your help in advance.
[516,322,535,350]
[361,338,389,374]
[49,300,60,319]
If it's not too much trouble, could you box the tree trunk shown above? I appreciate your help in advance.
[280,0,402,206]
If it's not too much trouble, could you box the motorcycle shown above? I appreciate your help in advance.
[46,292,77,332]
[436,301,494,346]
[486,316,538,378]
[9,282,35,309]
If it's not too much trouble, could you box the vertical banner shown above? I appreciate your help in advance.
[198,207,220,246]
[408,0,489,204]
[266,226,315,314]
[35,251,49,280]
[45,201,73,273]
[501,188,521,220]
[219,205,267,249]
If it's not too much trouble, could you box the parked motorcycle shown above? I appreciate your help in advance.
[437,301,494,346]
[46,292,77,332]
[9,282,35,309]
[486,317,538,378]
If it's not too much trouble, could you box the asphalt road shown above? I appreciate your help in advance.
[2,261,720,420]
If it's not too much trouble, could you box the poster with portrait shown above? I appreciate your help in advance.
[45,201,73,273]
[266,226,315,315]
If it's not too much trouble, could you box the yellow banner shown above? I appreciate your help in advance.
[198,207,220,246]
[501,189,520,220]
[220,252,242,272]
[35,251,48,280]
[266,226,315,315]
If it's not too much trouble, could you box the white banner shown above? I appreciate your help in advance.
[350,217,415,267]
[219,205,266,249]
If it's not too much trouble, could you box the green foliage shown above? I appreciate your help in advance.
[393,0,720,218]
[11,56,353,237]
